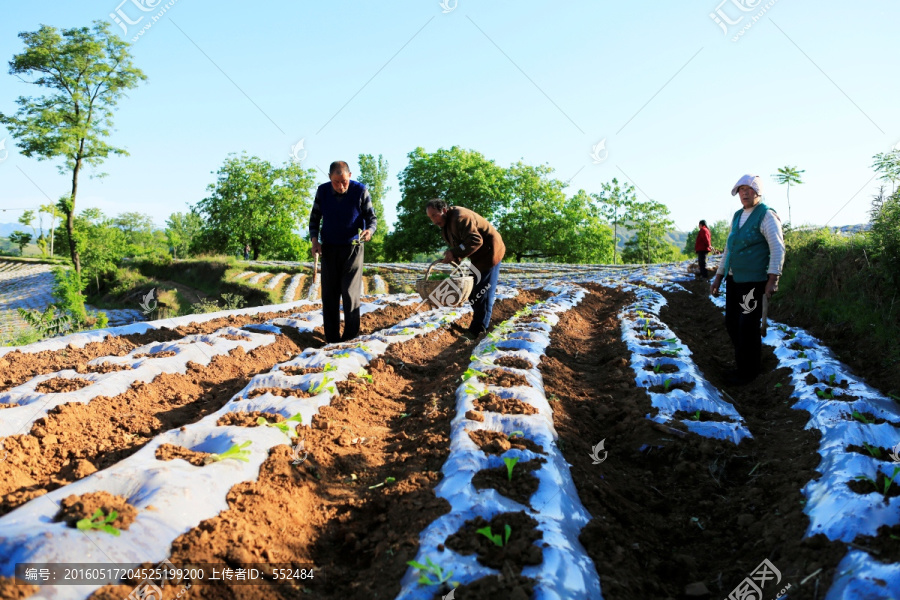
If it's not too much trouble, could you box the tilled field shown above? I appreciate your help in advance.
[0,264,898,600]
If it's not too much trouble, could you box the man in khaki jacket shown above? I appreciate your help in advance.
[425,199,505,340]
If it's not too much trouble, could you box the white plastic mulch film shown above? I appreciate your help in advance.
[0,295,470,600]
[399,284,604,600]
[608,279,751,445]
[708,276,900,599]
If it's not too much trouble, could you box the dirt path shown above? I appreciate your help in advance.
[540,282,845,600]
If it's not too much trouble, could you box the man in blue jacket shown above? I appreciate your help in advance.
[309,161,377,343]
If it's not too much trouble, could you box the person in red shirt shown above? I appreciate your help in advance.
[694,220,713,278]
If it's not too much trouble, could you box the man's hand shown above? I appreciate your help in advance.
[765,274,779,299]
[440,249,455,264]
[311,239,322,257]
[359,229,373,243]
[710,273,723,297]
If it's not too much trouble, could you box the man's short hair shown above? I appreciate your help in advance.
[329,161,350,175]
[425,198,448,212]
[699,220,707,227]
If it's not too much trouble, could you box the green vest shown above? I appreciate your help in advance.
[723,203,771,283]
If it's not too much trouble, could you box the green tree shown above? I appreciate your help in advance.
[166,211,203,259]
[73,209,126,295]
[8,231,32,255]
[386,146,510,260]
[869,188,900,286]
[621,199,679,264]
[592,178,637,265]
[113,211,159,257]
[40,201,64,257]
[772,166,805,225]
[872,150,900,195]
[18,210,36,237]
[194,154,316,260]
[496,164,612,263]
[356,153,390,262]
[0,21,146,274]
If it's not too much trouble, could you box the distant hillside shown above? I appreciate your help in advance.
[614,227,687,251]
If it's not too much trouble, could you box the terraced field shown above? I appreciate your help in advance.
[0,261,898,600]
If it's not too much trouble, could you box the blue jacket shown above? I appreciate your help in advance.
[309,180,377,245]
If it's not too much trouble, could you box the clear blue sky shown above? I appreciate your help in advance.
[1,0,897,235]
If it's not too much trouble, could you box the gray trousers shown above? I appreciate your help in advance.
[320,243,363,343]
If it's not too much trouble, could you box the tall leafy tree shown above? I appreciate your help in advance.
[194,154,316,260]
[165,211,203,259]
[386,146,510,260]
[0,21,146,275]
[772,166,805,225]
[621,199,679,264]
[592,178,637,264]
[356,153,390,262]
[872,150,900,194]
[8,231,32,255]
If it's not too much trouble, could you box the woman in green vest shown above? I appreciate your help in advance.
[710,174,786,385]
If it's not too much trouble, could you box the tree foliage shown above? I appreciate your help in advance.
[194,154,316,260]
[386,147,509,260]
[165,211,203,259]
[8,231,32,255]
[357,153,390,261]
[621,199,681,264]
[592,178,637,265]
[772,165,804,225]
[0,21,146,274]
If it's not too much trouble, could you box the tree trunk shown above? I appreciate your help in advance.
[787,182,792,225]
[49,213,55,256]
[68,156,83,274]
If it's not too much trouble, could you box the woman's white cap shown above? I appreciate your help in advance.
[731,174,763,196]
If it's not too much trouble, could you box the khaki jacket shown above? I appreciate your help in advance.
[440,206,505,275]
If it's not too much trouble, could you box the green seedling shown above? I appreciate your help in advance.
[354,370,373,383]
[798,351,807,358]
[476,523,512,547]
[804,360,813,373]
[691,410,701,421]
[479,343,498,356]
[653,363,662,374]
[539,315,550,323]
[503,457,519,481]
[309,376,335,396]
[368,476,397,490]
[660,348,680,357]
[323,363,338,373]
[855,466,900,500]
[508,431,525,439]
[204,440,252,464]
[351,228,365,246]
[470,353,493,366]
[76,509,121,536]
[774,383,783,388]
[355,343,372,353]
[663,379,673,392]
[406,557,456,587]
[816,389,835,400]
[399,412,409,419]
[256,413,303,438]
[461,367,486,382]
[889,393,900,402]
[852,410,873,425]
[399,327,416,335]
[464,383,482,397]
[863,442,882,460]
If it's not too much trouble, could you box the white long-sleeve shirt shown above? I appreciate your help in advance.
[716,206,785,277]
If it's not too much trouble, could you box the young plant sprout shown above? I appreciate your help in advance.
[354,369,373,383]
[406,557,457,587]
[828,373,837,384]
[816,389,835,400]
[76,509,121,536]
[351,228,365,246]
[323,363,338,373]
[852,410,873,425]
[855,466,900,501]
[863,442,882,460]
[653,363,662,374]
[309,376,336,396]
[476,523,512,547]
[355,343,372,352]
[798,351,807,358]
[461,368,485,383]
[478,343,498,356]
[663,379,673,392]
[508,431,525,439]
[368,476,397,489]
[503,457,519,481]
[464,383,482,397]
[399,327,416,335]
[691,410,701,421]
[204,440,252,464]
[256,413,303,438]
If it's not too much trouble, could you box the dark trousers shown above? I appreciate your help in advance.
[468,262,500,335]
[696,251,708,277]
[321,243,363,343]
[724,276,767,378]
